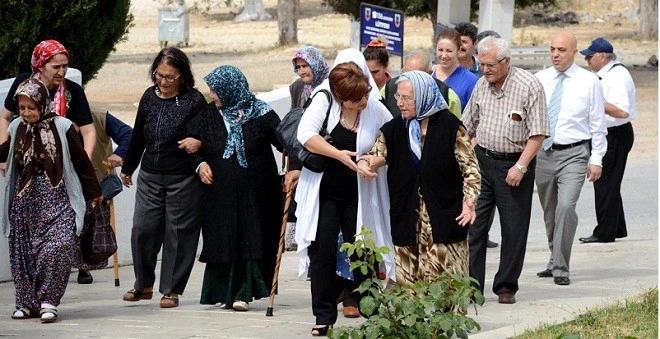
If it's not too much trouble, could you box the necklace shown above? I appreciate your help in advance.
[340,110,361,132]
[155,87,180,106]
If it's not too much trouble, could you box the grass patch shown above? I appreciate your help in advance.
[515,288,658,339]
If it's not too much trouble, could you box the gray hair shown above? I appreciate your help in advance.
[603,52,617,61]
[477,36,511,60]
[476,30,501,43]
[402,50,432,72]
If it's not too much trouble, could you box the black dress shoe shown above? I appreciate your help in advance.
[497,291,516,304]
[579,235,613,243]
[554,277,570,285]
[486,240,499,248]
[537,269,553,278]
[77,269,93,284]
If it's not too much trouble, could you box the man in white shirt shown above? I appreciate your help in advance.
[534,32,607,286]
[577,38,636,244]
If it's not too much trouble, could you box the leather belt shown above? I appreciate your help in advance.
[549,139,589,151]
[477,145,521,160]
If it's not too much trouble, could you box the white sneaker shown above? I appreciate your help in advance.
[232,301,249,311]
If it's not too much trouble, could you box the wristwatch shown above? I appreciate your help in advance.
[515,162,528,174]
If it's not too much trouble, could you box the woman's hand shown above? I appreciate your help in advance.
[356,156,378,180]
[456,198,476,227]
[283,170,301,192]
[337,150,358,172]
[103,154,124,168]
[120,172,133,188]
[199,162,214,185]
[91,195,104,209]
[178,137,202,154]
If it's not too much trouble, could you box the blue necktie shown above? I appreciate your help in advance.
[543,73,567,150]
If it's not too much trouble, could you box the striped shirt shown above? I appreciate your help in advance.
[462,66,549,153]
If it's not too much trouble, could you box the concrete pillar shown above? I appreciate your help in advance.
[437,0,470,27]
[477,0,515,43]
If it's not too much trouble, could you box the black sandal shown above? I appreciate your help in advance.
[311,325,332,336]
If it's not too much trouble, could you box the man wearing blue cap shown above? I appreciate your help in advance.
[578,37,636,244]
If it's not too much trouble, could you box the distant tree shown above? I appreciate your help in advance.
[234,0,272,21]
[278,0,299,45]
[0,0,133,85]
[639,0,657,39]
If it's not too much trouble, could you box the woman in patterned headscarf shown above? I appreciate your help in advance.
[358,70,481,286]
[0,40,96,160]
[189,65,284,312]
[0,78,101,323]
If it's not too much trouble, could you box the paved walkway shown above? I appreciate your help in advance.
[0,158,656,338]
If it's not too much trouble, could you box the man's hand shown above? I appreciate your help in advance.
[587,164,602,182]
[120,173,133,188]
[199,163,214,185]
[283,170,301,192]
[104,154,123,168]
[505,165,525,187]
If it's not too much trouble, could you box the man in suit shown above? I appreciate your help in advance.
[534,32,607,286]
[578,38,636,244]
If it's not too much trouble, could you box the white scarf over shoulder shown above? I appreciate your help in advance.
[295,48,395,281]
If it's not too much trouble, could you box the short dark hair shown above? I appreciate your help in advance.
[329,62,370,103]
[476,30,501,43]
[454,22,478,43]
[362,37,389,67]
[149,46,195,90]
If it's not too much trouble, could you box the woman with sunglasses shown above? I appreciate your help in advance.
[295,49,394,336]
[120,47,207,308]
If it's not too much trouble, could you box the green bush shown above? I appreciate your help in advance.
[0,0,133,85]
[330,226,484,339]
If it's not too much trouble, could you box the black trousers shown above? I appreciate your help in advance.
[308,191,367,325]
[469,147,536,295]
[592,123,634,241]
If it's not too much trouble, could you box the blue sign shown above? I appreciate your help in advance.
[360,3,404,56]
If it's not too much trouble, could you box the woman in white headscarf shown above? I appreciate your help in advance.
[295,49,394,336]
[358,71,481,286]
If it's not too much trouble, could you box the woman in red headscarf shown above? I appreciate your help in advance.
[0,78,102,323]
[0,40,96,160]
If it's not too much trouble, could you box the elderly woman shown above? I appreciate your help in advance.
[295,49,394,336]
[120,47,207,308]
[0,40,95,157]
[358,71,480,286]
[432,29,478,113]
[0,79,102,323]
[187,65,282,312]
[285,46,330,251]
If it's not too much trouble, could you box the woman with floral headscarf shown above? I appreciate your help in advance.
[358,71,481,286]
[0,78,102,323]
[284,46,330,251]
[0,40,96,159]
[189,65,283,312]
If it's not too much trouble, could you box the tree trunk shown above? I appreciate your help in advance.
[234,0,272,22]
[349,18,360,49]
[639,0,658,39]
[278,0,299,45]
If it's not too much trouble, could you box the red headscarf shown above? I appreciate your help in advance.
[30,40,69,117]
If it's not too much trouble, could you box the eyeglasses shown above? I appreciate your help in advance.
[153,71,181,83]
[480,57,507,70]
[394,93,414,102]
[348,86,372,104]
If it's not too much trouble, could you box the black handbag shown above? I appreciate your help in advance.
[100,174,123,200]
[80,201,117,266]
[275,89,333,173]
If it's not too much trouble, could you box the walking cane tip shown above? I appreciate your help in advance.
[266,307,274,316]
[114,279,120,287]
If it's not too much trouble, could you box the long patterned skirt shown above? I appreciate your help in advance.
[9,173,77,310]
[394,196,469,285]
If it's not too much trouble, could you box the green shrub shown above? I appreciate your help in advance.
[330,226,484,339]
[0,0,133,85]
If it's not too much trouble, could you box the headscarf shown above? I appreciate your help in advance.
[332,48,381,102]
[31,40,69,117]
[203,65,272,168]
[292,46,330,99]
[398,70,449,166]
[13,78,63,193]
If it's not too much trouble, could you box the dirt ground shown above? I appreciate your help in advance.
[84,0,657,160]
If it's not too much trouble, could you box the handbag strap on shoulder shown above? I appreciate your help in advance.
[309,89,333,134]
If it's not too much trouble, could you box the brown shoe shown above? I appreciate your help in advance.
[342,306,360,318]
[497,291,516,304]
[160,293,179,308]
[123,288,153,301]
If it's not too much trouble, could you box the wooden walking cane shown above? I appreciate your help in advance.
[104,163,120,286]
[266,154,292,316]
